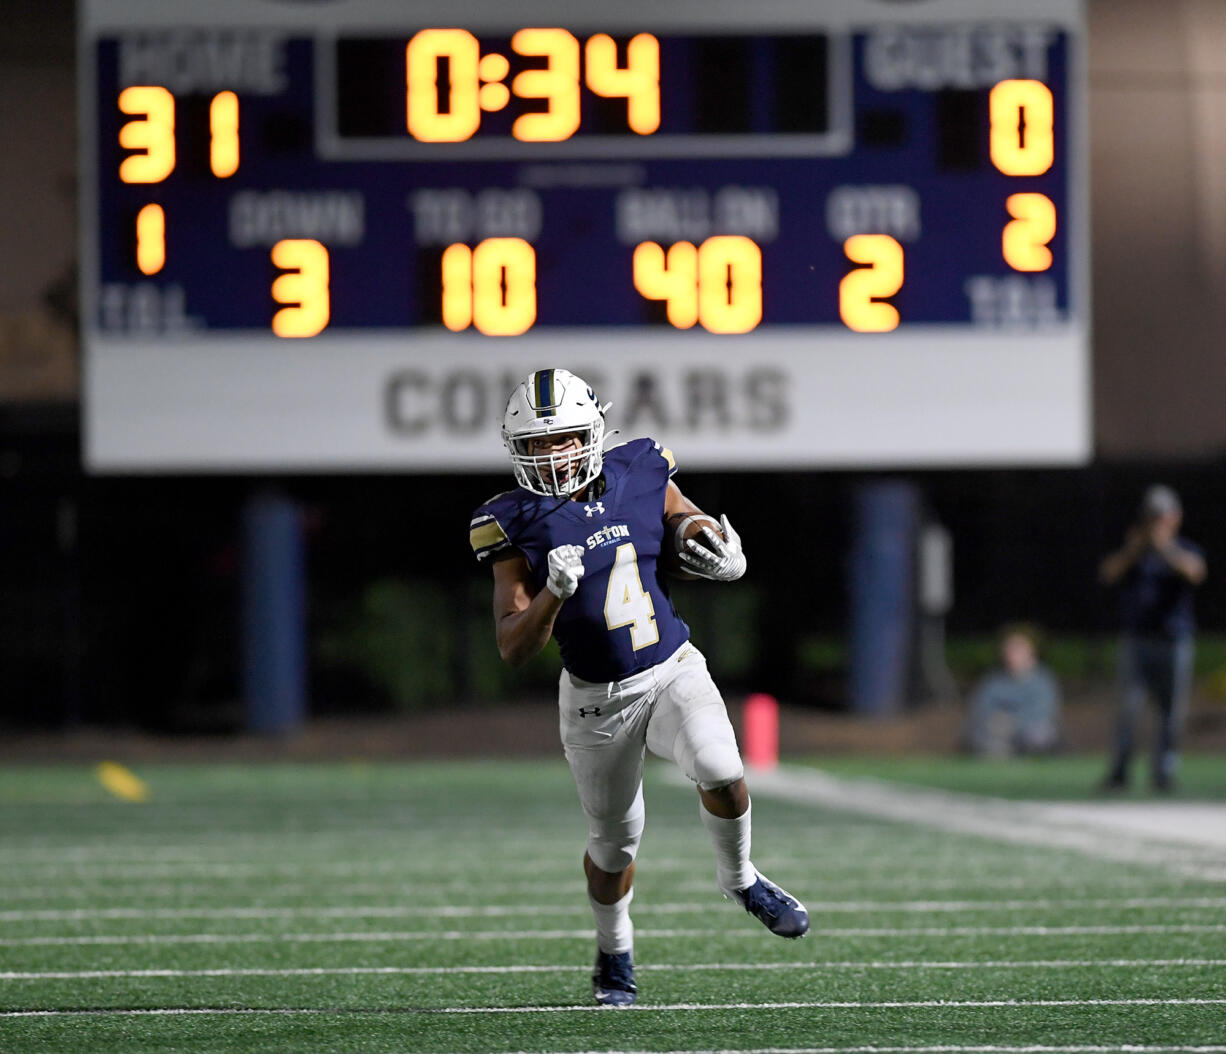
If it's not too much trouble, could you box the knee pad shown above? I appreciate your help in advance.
[651,661,745,790]
[692,739,745,791]
[585,798,645,874]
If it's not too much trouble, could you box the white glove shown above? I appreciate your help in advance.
[679,514,747,582]
[546,544,586,598]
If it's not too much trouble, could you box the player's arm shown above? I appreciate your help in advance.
[663,479,703,520]
[1153,540,1207,585]
[662,480,747,582]
[491,547,584,667]
[1098,527,1147,585]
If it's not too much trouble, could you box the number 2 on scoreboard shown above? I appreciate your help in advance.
[1003,193,1056,272]
[839,235,904,332]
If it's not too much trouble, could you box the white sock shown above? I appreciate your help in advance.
[700,800,756,894]
[589,887,634,955]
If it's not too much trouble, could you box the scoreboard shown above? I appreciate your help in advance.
[80,0,1089,471]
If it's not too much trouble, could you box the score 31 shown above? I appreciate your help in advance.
[118,85,238,278]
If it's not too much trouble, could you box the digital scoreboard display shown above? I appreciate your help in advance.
[80,0,1089,470]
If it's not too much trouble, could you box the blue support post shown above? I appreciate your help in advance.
[848,480,918,715]
[241,491,306,734]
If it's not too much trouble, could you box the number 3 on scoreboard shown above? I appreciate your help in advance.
[604,544,659,650]
[271,239,330,338]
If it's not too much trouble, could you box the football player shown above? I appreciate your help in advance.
[469,368,808,1008]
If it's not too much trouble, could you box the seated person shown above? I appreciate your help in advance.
[962,624,1062,757]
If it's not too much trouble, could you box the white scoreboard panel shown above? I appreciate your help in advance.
[81,0,1089,470]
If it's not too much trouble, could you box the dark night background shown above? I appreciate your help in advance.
[5,1,1226,732]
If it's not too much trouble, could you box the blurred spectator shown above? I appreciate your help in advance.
[962,623,1063,757]
[1097,485,1206,792]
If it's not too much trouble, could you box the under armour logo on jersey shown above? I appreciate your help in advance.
[578,706,603,717]
[584,502,605,517]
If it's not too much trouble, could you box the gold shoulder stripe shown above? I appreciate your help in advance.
[660,447,676,470]
[470,520,508,553]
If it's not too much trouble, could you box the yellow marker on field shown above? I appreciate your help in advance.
[96,761,150,802]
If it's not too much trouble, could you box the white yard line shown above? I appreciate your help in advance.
[0,848,586,866]
[0,929,696,946]
[0,835,1105,863]
[363,997,1226,1014]
[742,768,1226,881]
[3,923,1224,947]
[0,853,1054,867]
[0,880,593,902]
[2,998,1224,1018]
[2,895,1223,923]
[2,959,1224,981]
[498,1047,1226,1054]
[483,1048,1226,1054]
[0,874,1195,903]
[6,860,1168,886]
[2,848,1175,876]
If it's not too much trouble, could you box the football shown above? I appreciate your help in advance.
[661,512,725,579]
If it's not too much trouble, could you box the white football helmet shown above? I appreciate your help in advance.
[502,369,611,497]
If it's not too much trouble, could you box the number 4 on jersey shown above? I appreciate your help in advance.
[604,543,659,650]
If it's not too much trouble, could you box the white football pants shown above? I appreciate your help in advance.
[558,643,744,874]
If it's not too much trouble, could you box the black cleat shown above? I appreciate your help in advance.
[730,871,810,939]
[592,950,637,1007]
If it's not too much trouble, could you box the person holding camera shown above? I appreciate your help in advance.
[1098,485,1206,792]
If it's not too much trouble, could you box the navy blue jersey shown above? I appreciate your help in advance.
[470,438,690,682]
[1119,539,1203,639]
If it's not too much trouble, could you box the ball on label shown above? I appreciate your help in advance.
[661,512,725,579]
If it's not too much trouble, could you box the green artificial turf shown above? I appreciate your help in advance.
[0,757,1223,1052]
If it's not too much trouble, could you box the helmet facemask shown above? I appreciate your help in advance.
[506,419,606,497]
[501,369,609,497]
